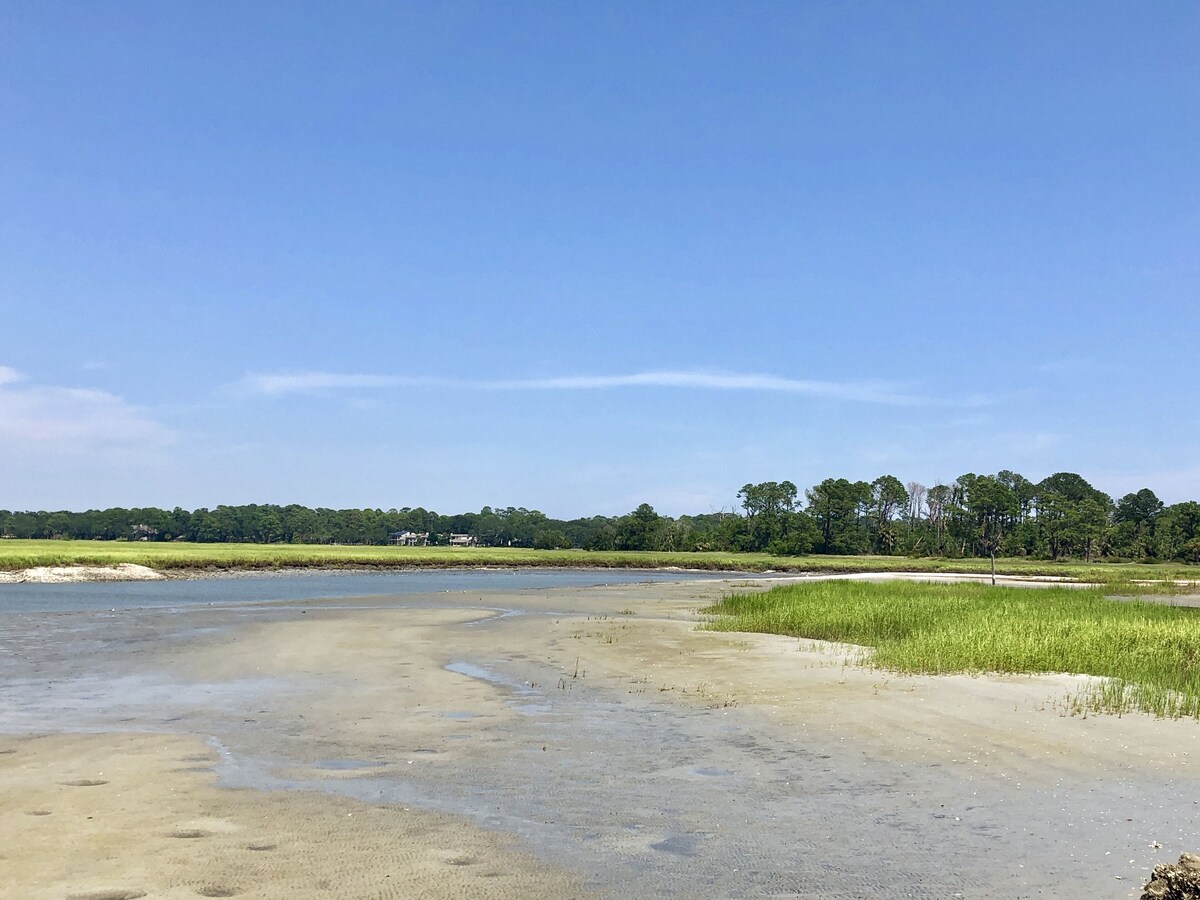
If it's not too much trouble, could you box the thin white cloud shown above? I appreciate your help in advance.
[483,372,921,404]
[238,369,972,407]
[0,367,174,451]
[241,372,428,395]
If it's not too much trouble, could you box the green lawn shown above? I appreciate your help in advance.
[0,539,1197,584]
[702,580,1200,718]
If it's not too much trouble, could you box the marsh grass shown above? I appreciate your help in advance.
[1,539,1197,584]
[701,581,1200,718]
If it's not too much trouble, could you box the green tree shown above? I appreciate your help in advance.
[766,510,819,555]
[1038,472,1111,507]
[1035,473,1112,560]
[997,470,1036,520]
[533,529,572,550]
[806,478,870,554]
[1112,489,1163,558]
[965,476,1018,576]
[738,481,798,551]
[869,475,908,554]
[1154,502,1200,561]
[616,503,665,551]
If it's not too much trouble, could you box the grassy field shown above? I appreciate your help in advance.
[702,580,1200,718]
[0,539,1197,584]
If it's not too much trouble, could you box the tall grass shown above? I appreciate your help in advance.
[1,539,1197,583]
[702,581,1200,719]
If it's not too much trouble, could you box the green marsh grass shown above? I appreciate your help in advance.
[1,539,1197,584]
[702,580,1200,718]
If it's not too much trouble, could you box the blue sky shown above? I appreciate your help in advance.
[1,2,1197,516]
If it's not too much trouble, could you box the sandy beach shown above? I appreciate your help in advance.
[2,575,1197,898]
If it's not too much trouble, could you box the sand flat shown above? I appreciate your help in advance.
[2,576,1197,898]
[0,732,584,900]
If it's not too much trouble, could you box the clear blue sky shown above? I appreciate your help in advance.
[2,2,1197,516]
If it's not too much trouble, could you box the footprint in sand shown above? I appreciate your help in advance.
[26,809,52,816]
[244,842,276,851]
[195,886,240,897]
[169,828,212,839]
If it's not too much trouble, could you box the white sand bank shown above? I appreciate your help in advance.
[0,563,166,583]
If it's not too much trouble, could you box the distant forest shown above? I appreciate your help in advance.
[3,471,1199,562]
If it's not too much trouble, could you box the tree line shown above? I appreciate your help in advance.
[2,470,1199,562]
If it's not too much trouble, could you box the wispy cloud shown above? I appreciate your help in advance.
[240,372,427,395]
[237,369,980,407]
[0,366,174,451]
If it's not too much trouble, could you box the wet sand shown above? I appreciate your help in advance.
[2,577,1198,898]
[1,732,581,900]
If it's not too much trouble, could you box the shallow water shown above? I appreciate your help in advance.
[3,576,1196,898]
[208,647,1196,898]
[0,567,725,613]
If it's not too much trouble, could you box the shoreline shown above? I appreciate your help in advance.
[0,560,1178,587]
[5,539,1197,586]
[0,562,761,584]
